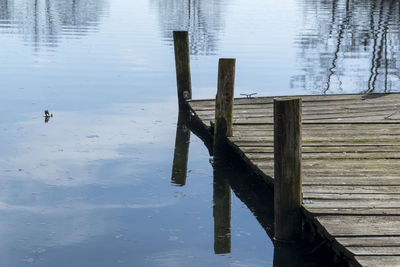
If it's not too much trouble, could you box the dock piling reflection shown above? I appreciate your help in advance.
[171,112,191,186]
[213,162,231,254]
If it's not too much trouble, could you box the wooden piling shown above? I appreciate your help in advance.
[173,31,192,111]
[213,58,236,156]
[273,97,302,241]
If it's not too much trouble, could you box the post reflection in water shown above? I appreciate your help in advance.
[170,111,232,253]
[212,162,231,254]
[170,114,341,265]
[292,0,400,94]
[150,0,227,55]
[171,112,191,186]
[0,0,107,48]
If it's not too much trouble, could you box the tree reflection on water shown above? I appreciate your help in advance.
[292,0,400,94]
[0,0,107,48]
[150,0,227,55]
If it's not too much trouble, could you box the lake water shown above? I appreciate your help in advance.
[0,0,399,266]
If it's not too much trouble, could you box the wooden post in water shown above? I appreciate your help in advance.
[173,31,192,111]
[273,97,302,241]
[213,58,236,157]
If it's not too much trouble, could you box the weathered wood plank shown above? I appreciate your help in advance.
[304,193,400,200]
[231,117,400,124]
[232,140,400,147]
[194,106,400,120]
[234,131,400,138]
[231,136,400,143]
[198,112,400,123]
[194,105,400,118]
[355,256,400,267]
[190,93,400,267]
[348,247,400,256]
[189,92,400,106]
[255,159,400,171]
[336,237,400,247]
[316,216,400,236]
[304,199,400,209]
[245,152,400,160]
[305,208,400,215]
[302,178,400,186]
[239,146,400,153]
[233,123,400,131]
[234,128,400,137]
[303,185,400,194]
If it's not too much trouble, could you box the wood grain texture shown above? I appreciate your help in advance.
[273,98,302,241]
[189,93,400,267]
[173,31,192,111]
[213,59,236,157]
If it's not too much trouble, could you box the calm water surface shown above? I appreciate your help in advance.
[0,0,399,266]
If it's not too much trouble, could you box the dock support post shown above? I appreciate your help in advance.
[273,97,302,241]
[173,31,192,112]
[213,58,236,157]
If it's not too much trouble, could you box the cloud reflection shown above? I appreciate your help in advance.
[0,100,177,186]
[0,200,176,214]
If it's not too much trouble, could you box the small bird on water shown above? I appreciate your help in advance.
[44,110,53,123]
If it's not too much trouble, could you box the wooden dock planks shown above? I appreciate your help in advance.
[188,93,400,267]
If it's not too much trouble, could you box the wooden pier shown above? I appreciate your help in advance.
[172,30,400,267]
[188,93,400,267]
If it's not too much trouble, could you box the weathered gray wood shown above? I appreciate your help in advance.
[348,246,400,256]
[302,177,400,186]
[233,123,400,131]
[256,158,400,169]
[197,108,400,122]
[304,193,400,200]
[192,102,400,112]
[189,92,400,106]
[305,208,400,216]
[274,98,302,241]
[213,59,236,157]
[303,185,400,194]
[239,145,400,153]
[304,199,400,209]
[173,31,192,111]
[245,152,400,160]
[336,236,400,247]
[234,128,400,137]
[189,92,400,267]
[355,256,400,267]
[316,216,400,236]
[232,140,400,147]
